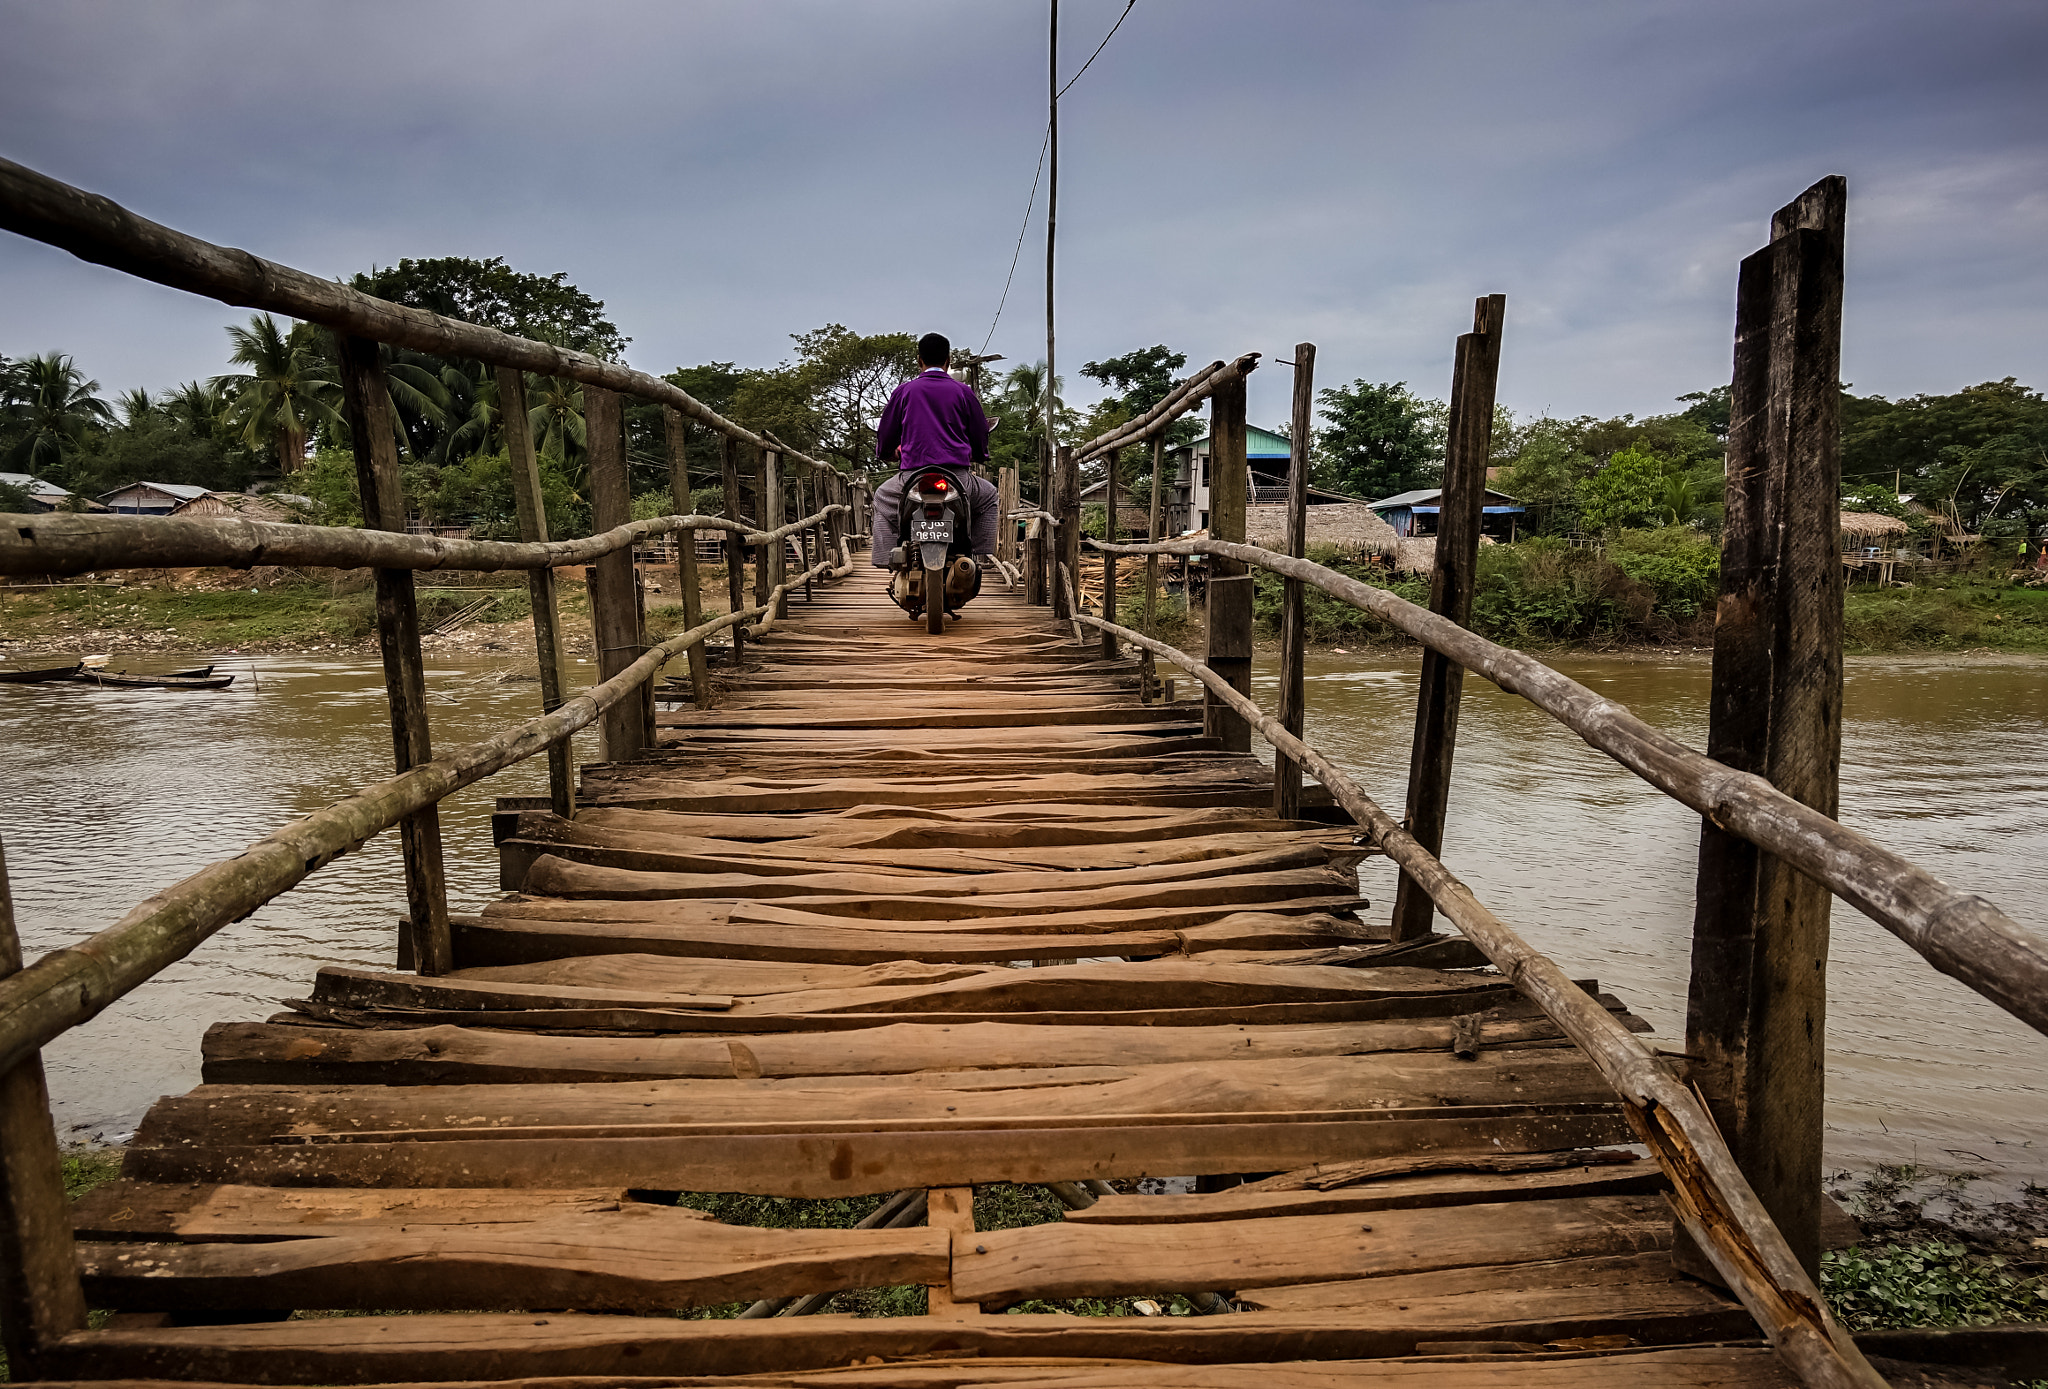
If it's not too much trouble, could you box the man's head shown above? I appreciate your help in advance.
[917,332,950,370]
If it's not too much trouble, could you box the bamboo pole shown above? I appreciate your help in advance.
[0,837,86,1380]
[1092,532,2048,1041]
[338,335,450,976]
[663,406,710,708]
[1684,177,1847,1279]
[1274,342,1316,820]
[1391,295,1506,941]
[1059,603,1884,1389]
[495,367,574,819]
[0,157,849,482]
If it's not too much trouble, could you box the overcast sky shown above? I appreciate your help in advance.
[3,0,2044,431]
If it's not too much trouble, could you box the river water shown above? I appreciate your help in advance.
[2,650,2044,1190]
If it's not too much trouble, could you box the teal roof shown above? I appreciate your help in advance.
[1186,425,1295,458]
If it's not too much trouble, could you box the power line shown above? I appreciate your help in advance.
[978,0,1136,360]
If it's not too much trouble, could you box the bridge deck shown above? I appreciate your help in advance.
[52,568,1800,1386]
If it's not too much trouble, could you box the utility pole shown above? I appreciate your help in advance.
[1044,0,1058,509]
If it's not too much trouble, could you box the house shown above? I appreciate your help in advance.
[1162,424,1297,534]
[0,472,104,512]
[97,481,211,515]
[168,491,315,522]
[1369,486,1525,540]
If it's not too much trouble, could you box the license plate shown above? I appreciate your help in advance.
[911,520,952,545]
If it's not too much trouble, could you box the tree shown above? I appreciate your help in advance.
[525,375,587,471]
[352,257,627,358]
[1080,346,1186,416]
[213,315,343,473]
[1577,445,1669,532]
[1313,379,1444,500]
[989,360,1073,492]
[1,352,113,479]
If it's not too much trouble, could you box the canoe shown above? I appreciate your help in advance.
[0,662,83,684]
[164,665,215,679]
[71,670,235,691]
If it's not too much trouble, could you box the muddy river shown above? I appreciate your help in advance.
[2,649,2043,1190]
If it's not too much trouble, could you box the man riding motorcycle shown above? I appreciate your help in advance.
[872,333,1000,616]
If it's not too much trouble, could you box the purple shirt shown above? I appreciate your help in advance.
[876,368,989,470]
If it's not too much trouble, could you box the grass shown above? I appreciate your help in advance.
[1843,581,2048,653]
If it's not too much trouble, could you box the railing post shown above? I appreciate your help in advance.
[1141,435,1164,701]
[662,407,711,707]
[1099,452,1119,658]
[1203,374,1253,752]
[0,838,87,1381]
[339,335,452,974]
[1682,176,1847,1282]
[1051,445,1079,623]
[795,472,814,602]
[761,447,787,619]
[1274,342,1316,818]
[1389,296,1506,941]
[997,466,1018,566]
[583,383,645,763]
[824,475,846,571]
[496,367,575,818]
[721,436,748,666]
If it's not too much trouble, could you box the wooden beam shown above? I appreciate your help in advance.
[1099,453,1119,659]
[1274,342,1316,818]
[663,407,710,707]
[761,447,787,621]
[1204,372,1252,753]
[1683,175,1848,1282]
[721,435,748,667]
[0,837,87,1379]
[1143,434,1165,702]
[339,334,451,975]
[1391,295,1506,941]
[496,367,574,819]
[583,384,644,763]
[1052,445,1080,623]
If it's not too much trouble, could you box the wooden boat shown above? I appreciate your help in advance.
[164,664,215,678]
[71,669,235,690]
[0,661,84,684]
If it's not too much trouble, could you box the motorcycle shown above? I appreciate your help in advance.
[887,465,979,634]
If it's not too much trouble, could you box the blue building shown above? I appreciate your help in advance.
[1369,486,1525,540]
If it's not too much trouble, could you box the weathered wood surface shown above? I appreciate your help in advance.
[80,565,1790,1384]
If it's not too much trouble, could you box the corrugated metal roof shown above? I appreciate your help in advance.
[1182,425,1296,458]
[1370,486,1521,509]
[97,481,211,503]
[0,472,72,498]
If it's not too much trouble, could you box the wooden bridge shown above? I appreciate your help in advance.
[4,158,2047,1389]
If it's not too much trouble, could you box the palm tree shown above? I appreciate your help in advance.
[162,381,230,442]
[212,314,343,473]
[526,375,586,473]
[2,353,113,476]
[116,387,158,427]
[1658,471,1700,528]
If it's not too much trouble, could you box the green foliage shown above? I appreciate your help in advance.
[1842,582,2048,653]
[1575,445,1669,532]
[1606,526,1721,619]
[1080,346,1188,417]
[1842,378,2048,540]
[63,1146,123,1201]
[1313,379,1444,500]
[353,256,627,358]
[211,314,343,474]
[0,477,37,510]
[1822,1241,2048,1331]
[1,352,114,479]
[1251,546,1431,643]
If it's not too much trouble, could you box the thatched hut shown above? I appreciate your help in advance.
[1839,511,1909,546]
[1244,502,1398,556]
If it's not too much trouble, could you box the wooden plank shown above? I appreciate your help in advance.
[0,837,88,1376]
[925,1186,979,1320]
[952,1194,1670,1303]
[79,1204,948,1312]
[40,1314,1804,1384]
[338,333,451,974]
[71,1182,642,1243]
[1390,294,1505,942]
[119,1112,1633,1195]
[1066,1162,1662,1225]
[1684,176,1848,1280]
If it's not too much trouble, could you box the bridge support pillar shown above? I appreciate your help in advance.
[1682,176,1847,1284]
[585,384,646,764]
[1203,373,1253,753]
[497,368,576,819]
[1390,296,1506,940]
[1274,342,1316,819]
[664,406,711,707]
[721,437,748,666]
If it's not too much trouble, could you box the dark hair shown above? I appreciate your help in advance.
[917,332,950,368]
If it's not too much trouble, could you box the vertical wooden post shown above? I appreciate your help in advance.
[996,467,1018,565]
[1203,374,1253,753]
[1682,176,1847,1281]
[1051,446,1080,623]
[339,335,451,974]
[1142,435,1164,701]
[662,407,710,707]
[1274,342,1316,819]
[794,472,813,602]
[0,839,87,1380]
[1099,450,1119,658]
[760,447,786,619]
[583,384,644,763]
[720,436,748,665]
[496,367,574,819]
[925,1187,980,1321]
[824,474,846,570]
[1389,296,1506,941]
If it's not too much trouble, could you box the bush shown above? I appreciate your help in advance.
[1822,1241,2048,1331]
[1606,526,1721,620]
[1250,545,1428,644]
[1469,539,1653,645]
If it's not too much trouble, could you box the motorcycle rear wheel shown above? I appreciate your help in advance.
[924,563,946,633]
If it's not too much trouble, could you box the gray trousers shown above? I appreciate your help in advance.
[871,469,1001,566]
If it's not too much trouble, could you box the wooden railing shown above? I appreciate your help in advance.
[1041,176,2048,1389]
[0,156,870,1378]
